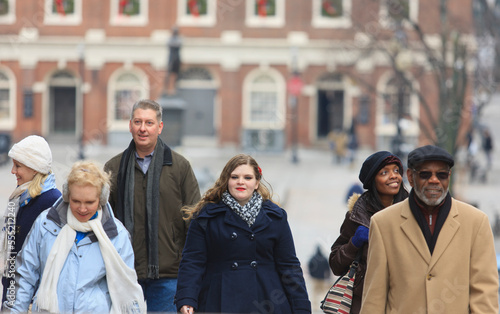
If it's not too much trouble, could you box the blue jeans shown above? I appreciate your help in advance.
[139,278,177,313]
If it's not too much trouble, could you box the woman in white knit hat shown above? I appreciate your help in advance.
[8,160,146,313]
[1,135,61,305]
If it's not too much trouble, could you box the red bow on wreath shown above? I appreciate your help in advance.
[119,0,128,15]
[257,0,267,17]
[55,0,66,16]
[188,0,200,17]
[322,0,337,16]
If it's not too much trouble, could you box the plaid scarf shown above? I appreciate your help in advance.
[222,191,262,227]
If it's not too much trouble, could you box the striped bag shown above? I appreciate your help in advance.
[320,248,362,314]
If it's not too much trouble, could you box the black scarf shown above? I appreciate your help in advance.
[408,189,451,254]
[116,139,165,279]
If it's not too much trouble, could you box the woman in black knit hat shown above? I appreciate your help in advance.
[328,151,408,314]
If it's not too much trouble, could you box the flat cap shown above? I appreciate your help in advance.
[407,145,454,169]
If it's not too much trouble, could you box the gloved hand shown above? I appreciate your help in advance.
[351,225,369,248]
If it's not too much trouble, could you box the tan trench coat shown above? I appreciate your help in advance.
[360,198,499,314]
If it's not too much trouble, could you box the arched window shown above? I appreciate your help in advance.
[382,76,411,125]
[114,73,141,121]
[108,69,149,130]
[376,72,419,149]
[243,72,285,129]
[0,69,16,129]
[0,72,10,119]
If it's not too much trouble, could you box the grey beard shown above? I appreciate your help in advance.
[414,186,448,207]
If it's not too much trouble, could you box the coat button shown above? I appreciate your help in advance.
[250,261,258,268]
[427,274,433,280]
[232,262,238,270]
[231,232,238,240]
[250,234,255,240]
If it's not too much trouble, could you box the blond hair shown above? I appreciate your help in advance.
[27,172,50,198]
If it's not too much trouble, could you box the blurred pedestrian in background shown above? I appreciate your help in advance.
[328,130,348,164]
[329,151,408,314]
[8,161,145,313]
[361,145,498,313]
[344,183,364,204]
[1,135,61,305]
[482,128,493,170]
[104,99,200,313]
[307,245,330,310]
[176,154,311,314]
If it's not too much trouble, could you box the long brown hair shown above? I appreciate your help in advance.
[182,154,274,220]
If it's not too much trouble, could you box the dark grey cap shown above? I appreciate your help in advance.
[407,145,454,169]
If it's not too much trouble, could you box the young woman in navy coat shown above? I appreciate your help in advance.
[176,154,311,314]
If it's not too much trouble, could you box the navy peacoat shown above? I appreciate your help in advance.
[175,200,311,314]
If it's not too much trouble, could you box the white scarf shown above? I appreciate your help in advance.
[34,207,146,313]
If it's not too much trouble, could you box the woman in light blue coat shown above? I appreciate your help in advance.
[8,161,146,313]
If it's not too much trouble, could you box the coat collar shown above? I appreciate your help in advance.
[198,199,284,232]
[399,195,460,268]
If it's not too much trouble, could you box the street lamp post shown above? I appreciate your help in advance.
[288,47,303,164]
[78,43,85,160]
[290,90,299,164]
[391,21,409,159]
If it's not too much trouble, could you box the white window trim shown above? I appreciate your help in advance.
[242,68,286,130]
[311,0,352,29]
[0,66,17,130]
[0,0,15,24]
[109,0,148,26]
[107,68,150,132]
[375,71,419,137]
[245,0,285,28]
[177,0,216,27]
[379,0,419,29]
[43,0,82,25]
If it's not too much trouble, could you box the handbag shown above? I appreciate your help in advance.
[320,247,363,314]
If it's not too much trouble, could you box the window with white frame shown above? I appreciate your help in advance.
[110,0,148,26]
[244,72,285,129]
[312,0,352,28]
[382,76,410,125]
[0,0,15,24]
[0,70,16,129]
[44,0,82,25]
[379,0,418,28]
[108,70,148,130]
[245,0,285,28]
[376,72,419,139]
[177,0,216,27]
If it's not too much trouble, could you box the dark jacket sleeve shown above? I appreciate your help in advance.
[329,211,361,276]
[274,211,312,314]
[104,154,122,213]
[175,218,207,311]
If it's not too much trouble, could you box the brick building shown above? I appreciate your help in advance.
[0,0,474,152]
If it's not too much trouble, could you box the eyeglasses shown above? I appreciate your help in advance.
[412,169,450,180]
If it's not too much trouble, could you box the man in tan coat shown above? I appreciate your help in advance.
[361,145,498,314]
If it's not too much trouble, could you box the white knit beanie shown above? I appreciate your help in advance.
[8,135,52,174]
